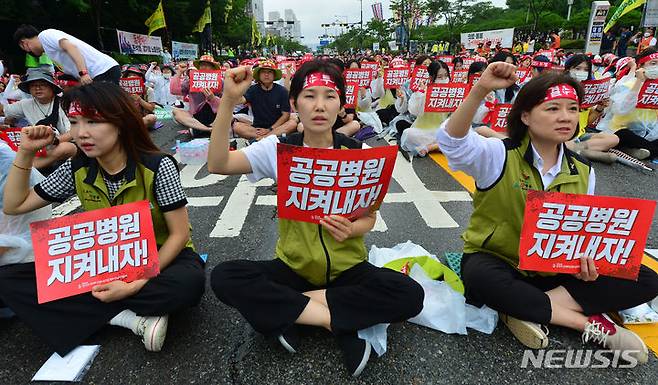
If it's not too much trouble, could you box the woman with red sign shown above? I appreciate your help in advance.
[561,54,619,164]
[606,47,658,160]
[207,60,423,377]
[122,65,157,130]
[437,62,658,363]
[399,60,451,157]
[0,81,205,355]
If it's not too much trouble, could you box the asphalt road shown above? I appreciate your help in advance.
[1,119,657,385]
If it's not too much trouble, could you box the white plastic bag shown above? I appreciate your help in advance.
[358,323,389,357]
[408,264,468,334]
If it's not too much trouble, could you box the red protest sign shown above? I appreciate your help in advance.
[515,69,531,85]
[189,70,223,93]
[119,77,145,95]
[489,103,513,132]
[410,66,430,92]
[451,69,468,84]
[30,200,159,303]
[462,58,475,68]
[519,191,656,281]
[344,69,373,88]
[580,78,612,109]
[278,61,297,77]
[276,144,397,224]
[438,55,454,63]
[383,67,410,89]
[424,83,470,113]
[537,49,555,62]
[636,79,658,109]
[344,82,360,109]
[0,128,46,157]
[361,61,379,78]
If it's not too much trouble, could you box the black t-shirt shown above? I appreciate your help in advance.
[244,83,291,128]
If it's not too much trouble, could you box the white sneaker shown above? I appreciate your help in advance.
[650,297,658,313]
[500,313,549,349]
[134,315,169,352]
[582,314,648,364]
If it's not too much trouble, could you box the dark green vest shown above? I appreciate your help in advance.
[71,153,195,250]
[276,132,368,286]
[462,135,591,275]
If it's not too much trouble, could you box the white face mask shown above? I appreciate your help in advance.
[644,32,651,38]
[569,70,589,82]
[163,73,172,79]
[645,65,658,79]
[436,77,450,84]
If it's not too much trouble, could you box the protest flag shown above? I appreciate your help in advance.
[193,1,212,33]
[145,1,166,35]
[604,0,646,33]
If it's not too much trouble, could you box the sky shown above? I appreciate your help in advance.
[263,0,508,48]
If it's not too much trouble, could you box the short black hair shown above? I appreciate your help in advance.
[14,24,40,43]
[290,59,346,106]
[428,60,450,83]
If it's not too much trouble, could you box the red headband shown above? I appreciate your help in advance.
[637,52,658,66]
[303,72,341,94]
[67,101,104,119]
[532,60,552,68]
[543,84,579,103]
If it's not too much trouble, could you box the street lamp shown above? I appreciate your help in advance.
[567,0,574,21]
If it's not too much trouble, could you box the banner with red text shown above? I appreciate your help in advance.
[189,70,223,93]
[581,78,612,109]
[424,83,470,113]
[119,77,145,95]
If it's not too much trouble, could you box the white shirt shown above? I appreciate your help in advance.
[242,135,368,182]
[39,29,118,79]
[4,98,70,134]
[435,120,596,194]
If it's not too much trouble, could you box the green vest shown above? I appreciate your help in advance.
[462,135,590,275]
[276,132,368,286]
[71,153,195,250]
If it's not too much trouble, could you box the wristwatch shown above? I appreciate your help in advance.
[78,70,89,76]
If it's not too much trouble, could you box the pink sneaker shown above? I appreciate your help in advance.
[582,314,648,364]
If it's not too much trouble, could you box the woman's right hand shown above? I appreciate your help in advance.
[636,67,647,83]
[223,66,253,103]
[475,62,518,93]
[20,125,54,154]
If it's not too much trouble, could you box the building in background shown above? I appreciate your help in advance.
[248,0,265,35]
[264,9,302,42]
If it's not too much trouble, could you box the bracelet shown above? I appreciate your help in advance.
[13,162,31,171]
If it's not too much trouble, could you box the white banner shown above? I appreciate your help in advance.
[460,28,515,50]
[117,30,163,55]
[584,1,610,55]
[645,0,658,27]
[172,41,199,60]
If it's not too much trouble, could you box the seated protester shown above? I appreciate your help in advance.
[490,52,520,104]
[518,55,532,69]
[562,54,619,163]
[233,60,293,140]
[123,66,157,130]
[0,82,205,355]
[0,69,77,171]
[14,25,120,85]
[170,55,222,137]
[371,59,406,126]
[607,47,658,160]
[392,55,433,139]
[145,62,177,107]
[0,141,52,318]
[453,57,464,71]
[399,60,451,156]
[1,74,30,105]
[437,64,658,363]
[207,60,424,377]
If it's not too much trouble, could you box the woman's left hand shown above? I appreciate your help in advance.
[320,215,354,242]
[573,256,599,282]
[92,279,145,302]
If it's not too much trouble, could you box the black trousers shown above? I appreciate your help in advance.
[0,247,205,355]
[615,129,658,157]
[93,65,121,85]
[376,105,399,126]
[461,252,658,324]
[211,259,424,336]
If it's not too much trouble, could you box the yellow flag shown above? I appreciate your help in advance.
[145,1,166,35]
[251,17,262,46]
[604,0,645,32]
[224,0,232,23]
[193,2,212,33]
